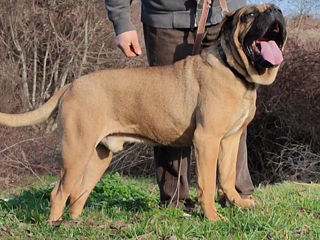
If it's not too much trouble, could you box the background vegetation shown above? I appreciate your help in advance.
[0,0,319,238]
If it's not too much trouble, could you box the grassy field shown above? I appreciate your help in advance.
[0,173,319,239]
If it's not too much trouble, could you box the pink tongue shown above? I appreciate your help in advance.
[260,40,283,65]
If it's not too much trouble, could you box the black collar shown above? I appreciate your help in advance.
[218,44,256,90]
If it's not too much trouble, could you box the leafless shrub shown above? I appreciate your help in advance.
[108,144,154,176]
[269,144,320,182]
[0,0,145,114]
[0,126,61,188]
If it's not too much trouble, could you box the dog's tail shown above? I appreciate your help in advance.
[0,84,70,127]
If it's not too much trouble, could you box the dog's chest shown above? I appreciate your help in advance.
[224,91,256,137]
[225,109,250,137]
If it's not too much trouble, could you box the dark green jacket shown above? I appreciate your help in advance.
[105,0,246,35]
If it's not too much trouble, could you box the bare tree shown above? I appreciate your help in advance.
[288,0,320,28]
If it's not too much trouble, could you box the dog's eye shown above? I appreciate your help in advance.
[246,12,256,18]
[241,11,257,22]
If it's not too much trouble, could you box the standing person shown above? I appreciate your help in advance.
[104,0,254,209]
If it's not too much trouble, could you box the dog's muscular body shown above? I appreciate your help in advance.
[0,4,286,221]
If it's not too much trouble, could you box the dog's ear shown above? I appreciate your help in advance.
[218,10,239,51]
[218,10,237,39]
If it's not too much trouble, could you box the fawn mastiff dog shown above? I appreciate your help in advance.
[0,4,286,221]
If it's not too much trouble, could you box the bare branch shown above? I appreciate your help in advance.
[8,12,31,110]
[58,55,74,89]
[77,3,89,78]
[32,38,38,107]
[0,136,44,154]
[40,43,50,105]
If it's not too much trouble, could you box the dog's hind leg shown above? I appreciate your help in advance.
[218,130,255,208]
[49,134,97,222]
[69,144,112,219]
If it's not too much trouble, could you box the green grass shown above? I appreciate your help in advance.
[0,173,319,239]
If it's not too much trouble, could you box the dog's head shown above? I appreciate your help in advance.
[219,4,287,85]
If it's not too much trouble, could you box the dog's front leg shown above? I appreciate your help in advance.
[193,126,220,221]
[218,129,255,208]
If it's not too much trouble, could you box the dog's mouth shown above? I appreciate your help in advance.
[245,19,286,69]
[251,22,284,66]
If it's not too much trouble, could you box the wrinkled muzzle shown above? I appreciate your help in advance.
[243,5,287,71]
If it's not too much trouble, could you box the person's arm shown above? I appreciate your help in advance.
[104,0,142,57]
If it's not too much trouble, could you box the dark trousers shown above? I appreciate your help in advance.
[143,24,254,204]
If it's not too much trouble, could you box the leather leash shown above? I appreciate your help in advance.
[218,0,229,16]
[192,0,229,55]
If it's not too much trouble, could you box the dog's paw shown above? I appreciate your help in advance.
[48,219,63,227]
[247,195,260,206]
[234,197,256,208]
[203,207,220,221]
[205,211,220,221]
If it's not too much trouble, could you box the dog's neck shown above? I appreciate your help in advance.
[217,43,256,90]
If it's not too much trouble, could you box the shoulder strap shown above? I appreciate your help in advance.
[192,0,229,55]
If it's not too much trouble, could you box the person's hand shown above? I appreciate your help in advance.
[115,30,142,58]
